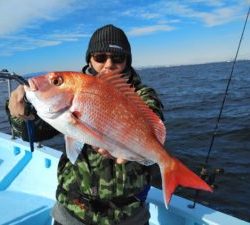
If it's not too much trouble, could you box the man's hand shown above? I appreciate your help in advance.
[9,85,25,117]
[94,147,127,164]
[8,85,34,120]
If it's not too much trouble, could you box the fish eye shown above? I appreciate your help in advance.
[51,76,63,86]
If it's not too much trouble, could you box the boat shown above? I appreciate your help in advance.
[0,131,249,225]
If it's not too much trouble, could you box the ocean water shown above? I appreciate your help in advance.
[0,60,249,222]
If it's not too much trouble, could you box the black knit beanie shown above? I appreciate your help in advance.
[86,24,132,67]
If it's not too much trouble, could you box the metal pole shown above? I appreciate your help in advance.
[7,79,16,139]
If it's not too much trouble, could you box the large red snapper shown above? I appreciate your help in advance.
[24,71,212,206]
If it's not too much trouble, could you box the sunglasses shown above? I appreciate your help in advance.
[92,53,126,64]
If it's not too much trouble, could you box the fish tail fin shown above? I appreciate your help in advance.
[161,158,213,207]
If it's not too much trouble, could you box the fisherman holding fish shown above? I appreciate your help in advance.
[7,24,165,225]
[7,24,211,225]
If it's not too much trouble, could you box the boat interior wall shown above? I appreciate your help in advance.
[0,132,61,225]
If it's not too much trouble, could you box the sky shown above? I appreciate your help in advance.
[0,0,250,74]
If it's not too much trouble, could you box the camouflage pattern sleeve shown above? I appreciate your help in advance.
[5,100,59,142]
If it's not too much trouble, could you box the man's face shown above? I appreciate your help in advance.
[89,52,127,74]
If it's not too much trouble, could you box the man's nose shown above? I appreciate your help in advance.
[104,58,114,68]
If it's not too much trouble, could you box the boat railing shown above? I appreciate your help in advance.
[0,69,17,139]
[0,69,43,148]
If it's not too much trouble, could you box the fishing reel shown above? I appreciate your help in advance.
[188,165,224,209]
[199,166,224,190]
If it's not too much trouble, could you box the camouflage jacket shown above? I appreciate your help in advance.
[6,67,165,225]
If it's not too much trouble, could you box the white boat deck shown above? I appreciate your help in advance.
[0,132,249,225]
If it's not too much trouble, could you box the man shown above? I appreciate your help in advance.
[8,24,164,225]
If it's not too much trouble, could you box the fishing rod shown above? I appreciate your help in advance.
[189,5,250,208]
[0,70,34,152]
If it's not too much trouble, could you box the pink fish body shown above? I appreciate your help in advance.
[25,71,212,206]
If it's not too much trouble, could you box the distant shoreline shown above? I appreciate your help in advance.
[135,59,250,70]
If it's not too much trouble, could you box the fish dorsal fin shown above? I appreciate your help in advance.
[97,72,166,144]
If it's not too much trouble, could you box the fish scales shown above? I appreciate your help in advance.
[25,71,212,206]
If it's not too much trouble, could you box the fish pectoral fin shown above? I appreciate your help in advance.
[65,135,84,164]
[69,111,105,144]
